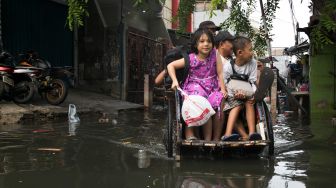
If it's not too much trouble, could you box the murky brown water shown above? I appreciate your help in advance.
[0,108,335,188]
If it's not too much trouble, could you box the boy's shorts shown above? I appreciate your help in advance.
[223,96,244,111]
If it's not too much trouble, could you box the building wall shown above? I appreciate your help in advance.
[78,0,121,97]
[193,1,260,33]
[2,0,73,67]
[78,0,169,100]
[310,45,336,117]
[309,45,336,141]
[162,0,172,29]
[193,1,229,32]
[193,9,230,32]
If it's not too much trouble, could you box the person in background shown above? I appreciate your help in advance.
[199,21,221,36]
[215,31,234,62]
[213,30,234,140]
[256,60,264,86]
[154,39,175,86]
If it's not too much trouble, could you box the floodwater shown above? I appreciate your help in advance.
[0,108,335,188]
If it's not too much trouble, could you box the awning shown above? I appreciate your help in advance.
[283,41,310,56]
[258,57,278,64]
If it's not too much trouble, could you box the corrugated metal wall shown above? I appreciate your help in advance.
[2,0,73,67]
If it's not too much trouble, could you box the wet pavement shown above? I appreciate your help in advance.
[0,107,335,188]
[0,88,143,124]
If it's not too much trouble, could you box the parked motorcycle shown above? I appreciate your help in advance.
[0,51,34,103]
[17,51,71,105]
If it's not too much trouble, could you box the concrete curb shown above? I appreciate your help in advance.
[0,89,143,125]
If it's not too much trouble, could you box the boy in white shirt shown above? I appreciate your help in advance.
[221,36,261,141]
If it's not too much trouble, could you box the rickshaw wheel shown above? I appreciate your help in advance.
[166,97,175,158]
[264,101,275,156]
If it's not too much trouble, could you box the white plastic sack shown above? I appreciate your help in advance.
[68,104,80,123]
[179,88,215,127]
[227,79,254,97]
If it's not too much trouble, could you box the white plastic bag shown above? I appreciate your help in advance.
[227,79,254,97]
[178,88,215,127]
[68,104,80,123]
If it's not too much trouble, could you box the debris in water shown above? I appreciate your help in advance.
[36,148,62,152]
[332,117,336,127]
[68,104,80,123]
[32,129,53,133]
[120,137,133,141]
[68,104,80,135]
[112,119,118,125]
[98,113,109,123]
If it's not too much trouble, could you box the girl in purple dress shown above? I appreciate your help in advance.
[167,29,227,141]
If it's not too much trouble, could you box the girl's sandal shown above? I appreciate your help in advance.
[221,134,240,141]
[186,136,198,141]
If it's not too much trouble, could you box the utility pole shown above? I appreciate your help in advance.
[0,0,3,51]
[259,0,277,123]
[259,0,273,67]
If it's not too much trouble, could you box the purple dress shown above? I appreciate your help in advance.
[182,49,223,110]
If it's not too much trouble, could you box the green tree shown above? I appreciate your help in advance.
[176,0,280,57]
[66,0,89,31]
[310,0,336,52]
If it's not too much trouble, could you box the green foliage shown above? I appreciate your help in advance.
[210,0,228,14]
[310,0,336,52]
[176,0,196,32]
[220,0,279,56]
[66,0,89,31]
[253,31,268,57]
[176,0,280,57]
[263,0,279,32]
[132,0,281,56]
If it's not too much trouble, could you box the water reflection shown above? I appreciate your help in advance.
[137,150,151,169]
[69,122,79,136]
[0,109,334,187]
[173,158,274,188]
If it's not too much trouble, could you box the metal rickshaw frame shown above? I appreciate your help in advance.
[164,89,274,160]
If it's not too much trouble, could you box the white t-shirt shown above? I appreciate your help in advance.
[223,58,257,95]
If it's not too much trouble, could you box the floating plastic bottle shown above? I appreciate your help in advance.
[68,104,80,123]
[68,104,80,136]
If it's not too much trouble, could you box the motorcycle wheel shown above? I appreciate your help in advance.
[13,81,35,104]
[45,79,68,105]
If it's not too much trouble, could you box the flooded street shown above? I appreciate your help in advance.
[0,108,335,188]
